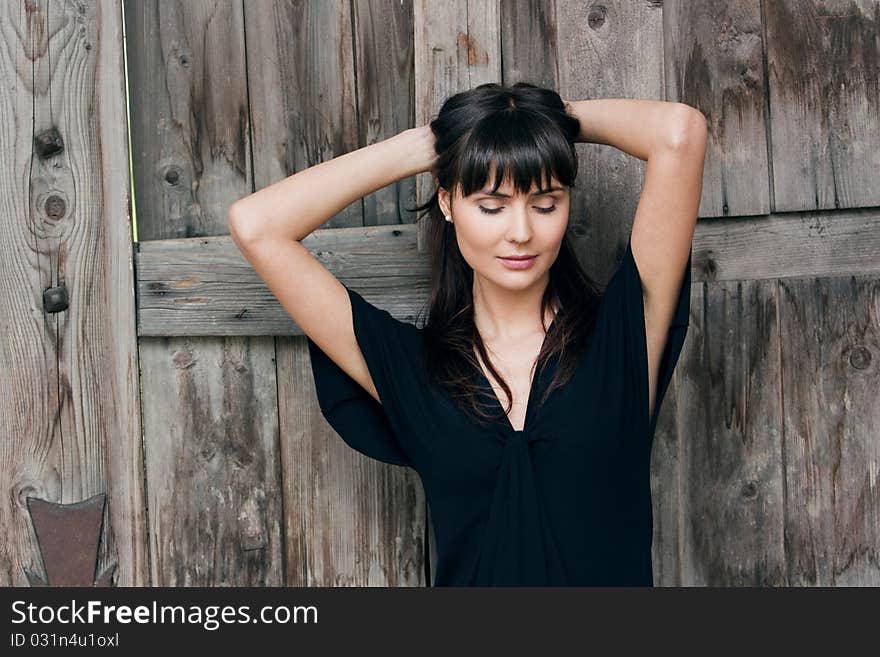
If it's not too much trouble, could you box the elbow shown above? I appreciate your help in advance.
[662,104,708,153]
[228,202,309,245]
[227,203,259,248]
[227,204,240,235]
[228,203,312,245]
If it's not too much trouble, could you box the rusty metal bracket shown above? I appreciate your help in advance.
[24,492,116,587]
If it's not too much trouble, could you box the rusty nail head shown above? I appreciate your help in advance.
[43,285,69,313]
[34,127,64,158]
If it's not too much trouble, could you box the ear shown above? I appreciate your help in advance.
[437,186,451,217]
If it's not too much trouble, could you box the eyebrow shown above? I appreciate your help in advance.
[477,186,566,198]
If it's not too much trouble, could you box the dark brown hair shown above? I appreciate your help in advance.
[409,82,603,427]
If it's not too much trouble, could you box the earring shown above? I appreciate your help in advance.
[444,214,453,223]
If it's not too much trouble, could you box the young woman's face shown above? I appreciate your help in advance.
[439,175,570,292]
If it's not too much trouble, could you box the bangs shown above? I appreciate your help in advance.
[454,110,578,197]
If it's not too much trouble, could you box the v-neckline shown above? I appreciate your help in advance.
[474,315,557,434]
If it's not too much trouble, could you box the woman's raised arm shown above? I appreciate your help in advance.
[565,96,707,422]
[228,125,437,243]
[564,97,704,161]
[225,127,437,407]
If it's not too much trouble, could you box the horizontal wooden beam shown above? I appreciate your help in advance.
[135,224,430,336]
[688,207,880,283]
[134,208,880,336]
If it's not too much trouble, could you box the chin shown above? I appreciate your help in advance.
[492,270,545,291]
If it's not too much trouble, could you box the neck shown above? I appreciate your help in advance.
[471,273,557,342]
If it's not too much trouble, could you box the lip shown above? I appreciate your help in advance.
[498,255,537,270]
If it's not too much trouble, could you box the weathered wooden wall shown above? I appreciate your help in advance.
[2,0,877,587]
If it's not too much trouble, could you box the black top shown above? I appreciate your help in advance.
[306,235,692,586]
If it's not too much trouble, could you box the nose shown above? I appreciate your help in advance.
[505,205,533,243]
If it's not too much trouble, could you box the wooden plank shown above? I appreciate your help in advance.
[663,0,770,218]
[689,208,880,281]
[246,0,425,585]
[0,0,148,587]
[499,0,559,89]
[763,0,880,211]
[139,336,282,585]
[674,279,787,585]
[136,224,430,336]
[780,274,880,585]
[125,0,284,585]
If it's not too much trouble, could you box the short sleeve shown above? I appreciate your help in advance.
[599,235,692,439]
[305,284,423,468]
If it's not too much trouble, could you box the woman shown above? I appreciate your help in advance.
[229,82,707,586]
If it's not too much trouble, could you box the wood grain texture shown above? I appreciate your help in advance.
[780,273,880,585]
[136,222,431,336]
[663,0,770,218]
[0,0,147,586]
[763,0,880,211]
[675,278,787,585]
[140,335,281,585]
[125,0,283,585]
[499,0,559,90]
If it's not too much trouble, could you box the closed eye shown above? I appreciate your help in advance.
[478,205,557,215]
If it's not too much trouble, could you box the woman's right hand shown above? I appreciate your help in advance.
[397,125,439,175]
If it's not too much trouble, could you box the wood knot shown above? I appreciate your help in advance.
[588,5,607,30]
